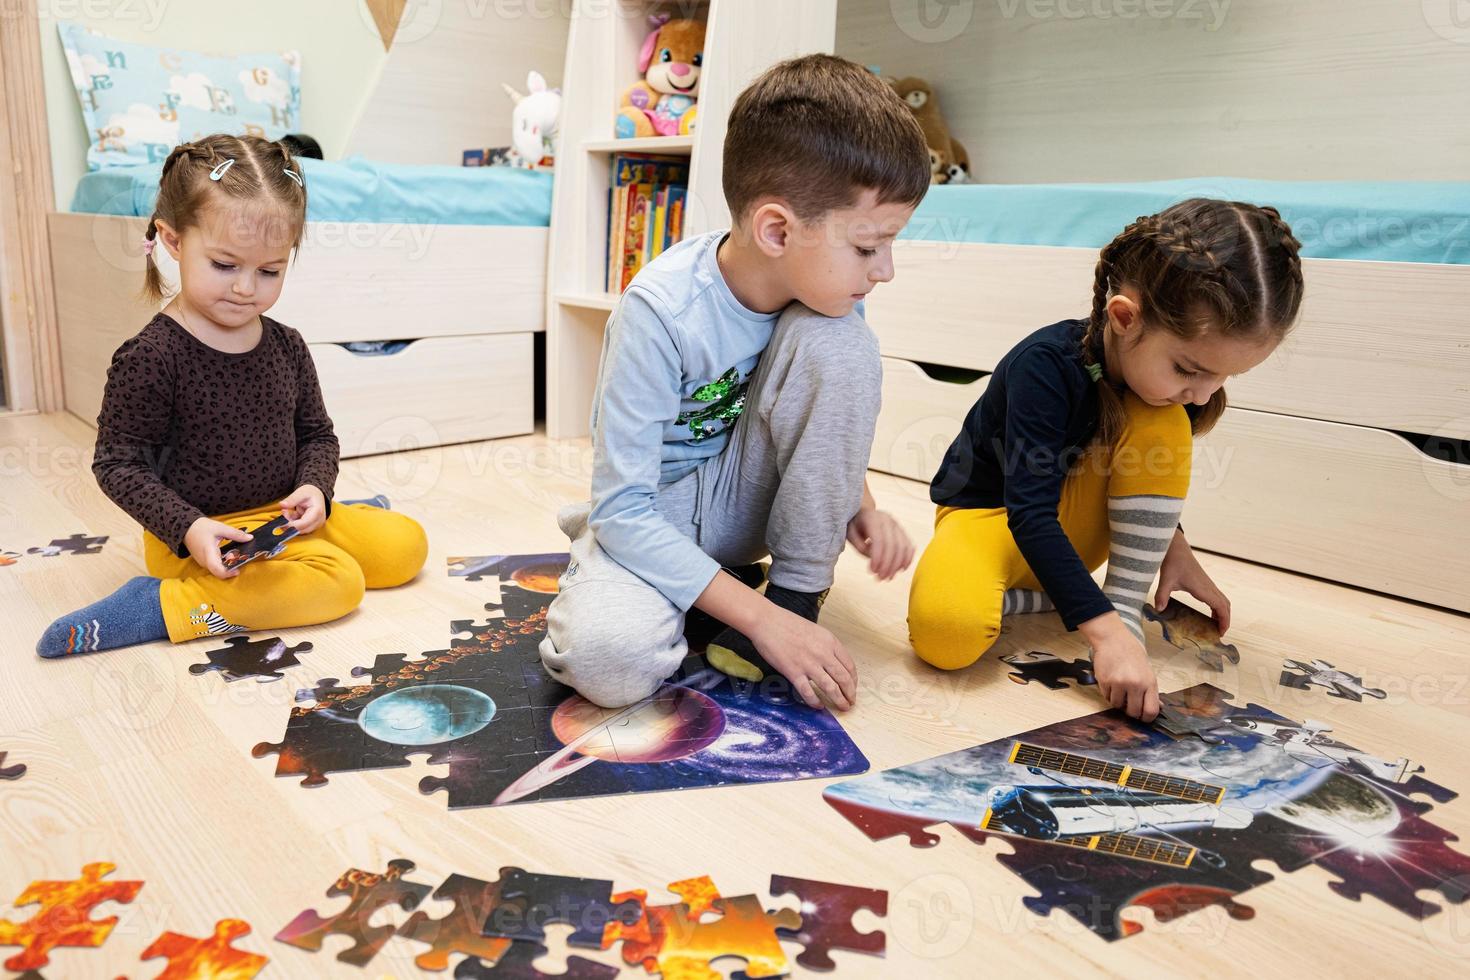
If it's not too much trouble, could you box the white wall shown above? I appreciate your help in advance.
[838,0,1470,183]
[38,0,391,208]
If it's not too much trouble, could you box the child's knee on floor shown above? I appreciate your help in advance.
[360,510,429,589]
[538,580,689,708]
[908,596,1002,671]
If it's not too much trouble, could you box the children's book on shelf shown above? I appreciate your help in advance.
[607,154,690,294]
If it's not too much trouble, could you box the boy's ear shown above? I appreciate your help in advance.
[1106,292,1142,335]
[154,218,184,261]
[748,200,794,258]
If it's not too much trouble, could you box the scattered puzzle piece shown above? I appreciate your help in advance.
[1001,651,1095,690]
[0,862,144,971]
[26,533,108,557]
[453,940,619,978]
[1279,659,1386,701]
[0,751,25,780]
[766,875,887,971]
[448,555,509,583]
[485,869,641,949]
[398,873,512,971]
[188,636,314,682]
[138,918,267,979]
[651,895,801,979]
[275,858,433,966]
[1143,601,1239,671]
[0,550,20,566]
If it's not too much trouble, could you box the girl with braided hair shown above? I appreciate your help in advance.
[38,134,427,657]
[908,198,1304,720]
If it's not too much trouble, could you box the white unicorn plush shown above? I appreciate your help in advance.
[503,70,561,169]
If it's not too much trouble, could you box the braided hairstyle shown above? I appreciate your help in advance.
[1080,198,1303,448]
[142,133,308,301]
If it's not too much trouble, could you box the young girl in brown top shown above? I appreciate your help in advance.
[37,134,428,656]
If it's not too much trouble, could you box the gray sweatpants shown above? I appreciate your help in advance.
[538,302,883,707]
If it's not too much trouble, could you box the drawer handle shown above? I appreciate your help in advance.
[1399,430,1470,466]
[913,360,987,385]
[336,340,416,357]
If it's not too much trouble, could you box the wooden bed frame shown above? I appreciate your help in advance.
[865,242,1470,613]
[46,2,567,456]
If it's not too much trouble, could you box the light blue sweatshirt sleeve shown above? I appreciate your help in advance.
[587,287,721,611]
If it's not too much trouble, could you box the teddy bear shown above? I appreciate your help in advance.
[617,13,706,139]
[889,76,970,184]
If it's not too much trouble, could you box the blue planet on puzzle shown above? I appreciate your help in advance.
[358,684,497,745]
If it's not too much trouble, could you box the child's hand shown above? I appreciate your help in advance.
[1083,613,1160,721]
[281,485,327,535]
[846,508,914,581]
[751,607,857,711]
[185,517,253,580]
[1156,530,1232,635]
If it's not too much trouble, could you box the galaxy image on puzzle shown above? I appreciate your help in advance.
[823,683,1470,940]
[254,554,868,808]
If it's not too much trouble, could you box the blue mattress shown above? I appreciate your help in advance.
[902,178,1470,265]
[70,155,554,227]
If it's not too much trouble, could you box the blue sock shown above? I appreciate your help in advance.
[36,576,167,658]
[341,494,391,510]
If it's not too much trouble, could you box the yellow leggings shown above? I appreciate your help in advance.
[908,391,1192,670]
[144,501,429,643]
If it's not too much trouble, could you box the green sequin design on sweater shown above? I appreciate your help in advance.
[677,367,749,442]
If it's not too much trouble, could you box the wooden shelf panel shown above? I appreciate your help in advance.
[584,136,694,154]
[555,291,620,312]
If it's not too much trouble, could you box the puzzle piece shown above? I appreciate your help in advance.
[0,862,144,971]
[398,873,512,971]
[766,875,886,971]
[0,751,25,780]
[1143,601,1239,671]
[219,516,297,571]
[447,555,508,582]
[138,918,267,978]
[0,549,20,566]
[26,533,108,557]
[275,858,433,966]
[453,940,620,978]
[1279,659,1386,701]
[644,895,801,979]
[1314,805,1470,916]
[1152,685,1290,749]
[484,869,641,949]
[188,636,314,682]
[1001,651,1095,690]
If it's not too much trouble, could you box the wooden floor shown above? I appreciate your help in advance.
[2,410,1468,978]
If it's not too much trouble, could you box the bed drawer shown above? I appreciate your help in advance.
[269,224,548,344]
[1187,408,1470,613]
[870,357,987,483]
[871,240,1470,439]
[311,334,533,458]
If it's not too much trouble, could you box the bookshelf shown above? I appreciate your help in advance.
[545,0,838,439]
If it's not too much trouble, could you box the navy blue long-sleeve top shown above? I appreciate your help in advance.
[930,319,1196,631]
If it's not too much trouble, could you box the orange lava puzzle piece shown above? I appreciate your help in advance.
[0,862,144,971]
[138,918,268,979]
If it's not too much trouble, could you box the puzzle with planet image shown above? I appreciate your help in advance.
[254,553,868,808]
[823,683,1470,940]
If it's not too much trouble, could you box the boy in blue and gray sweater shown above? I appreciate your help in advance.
[539,55,932,709]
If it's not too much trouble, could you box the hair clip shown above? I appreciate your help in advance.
[140,237,156,257]
[1086,362,1103,382]
[282,167,303,187]
[209,159,236,181]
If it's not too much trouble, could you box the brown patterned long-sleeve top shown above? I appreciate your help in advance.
[93,313,340,556]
